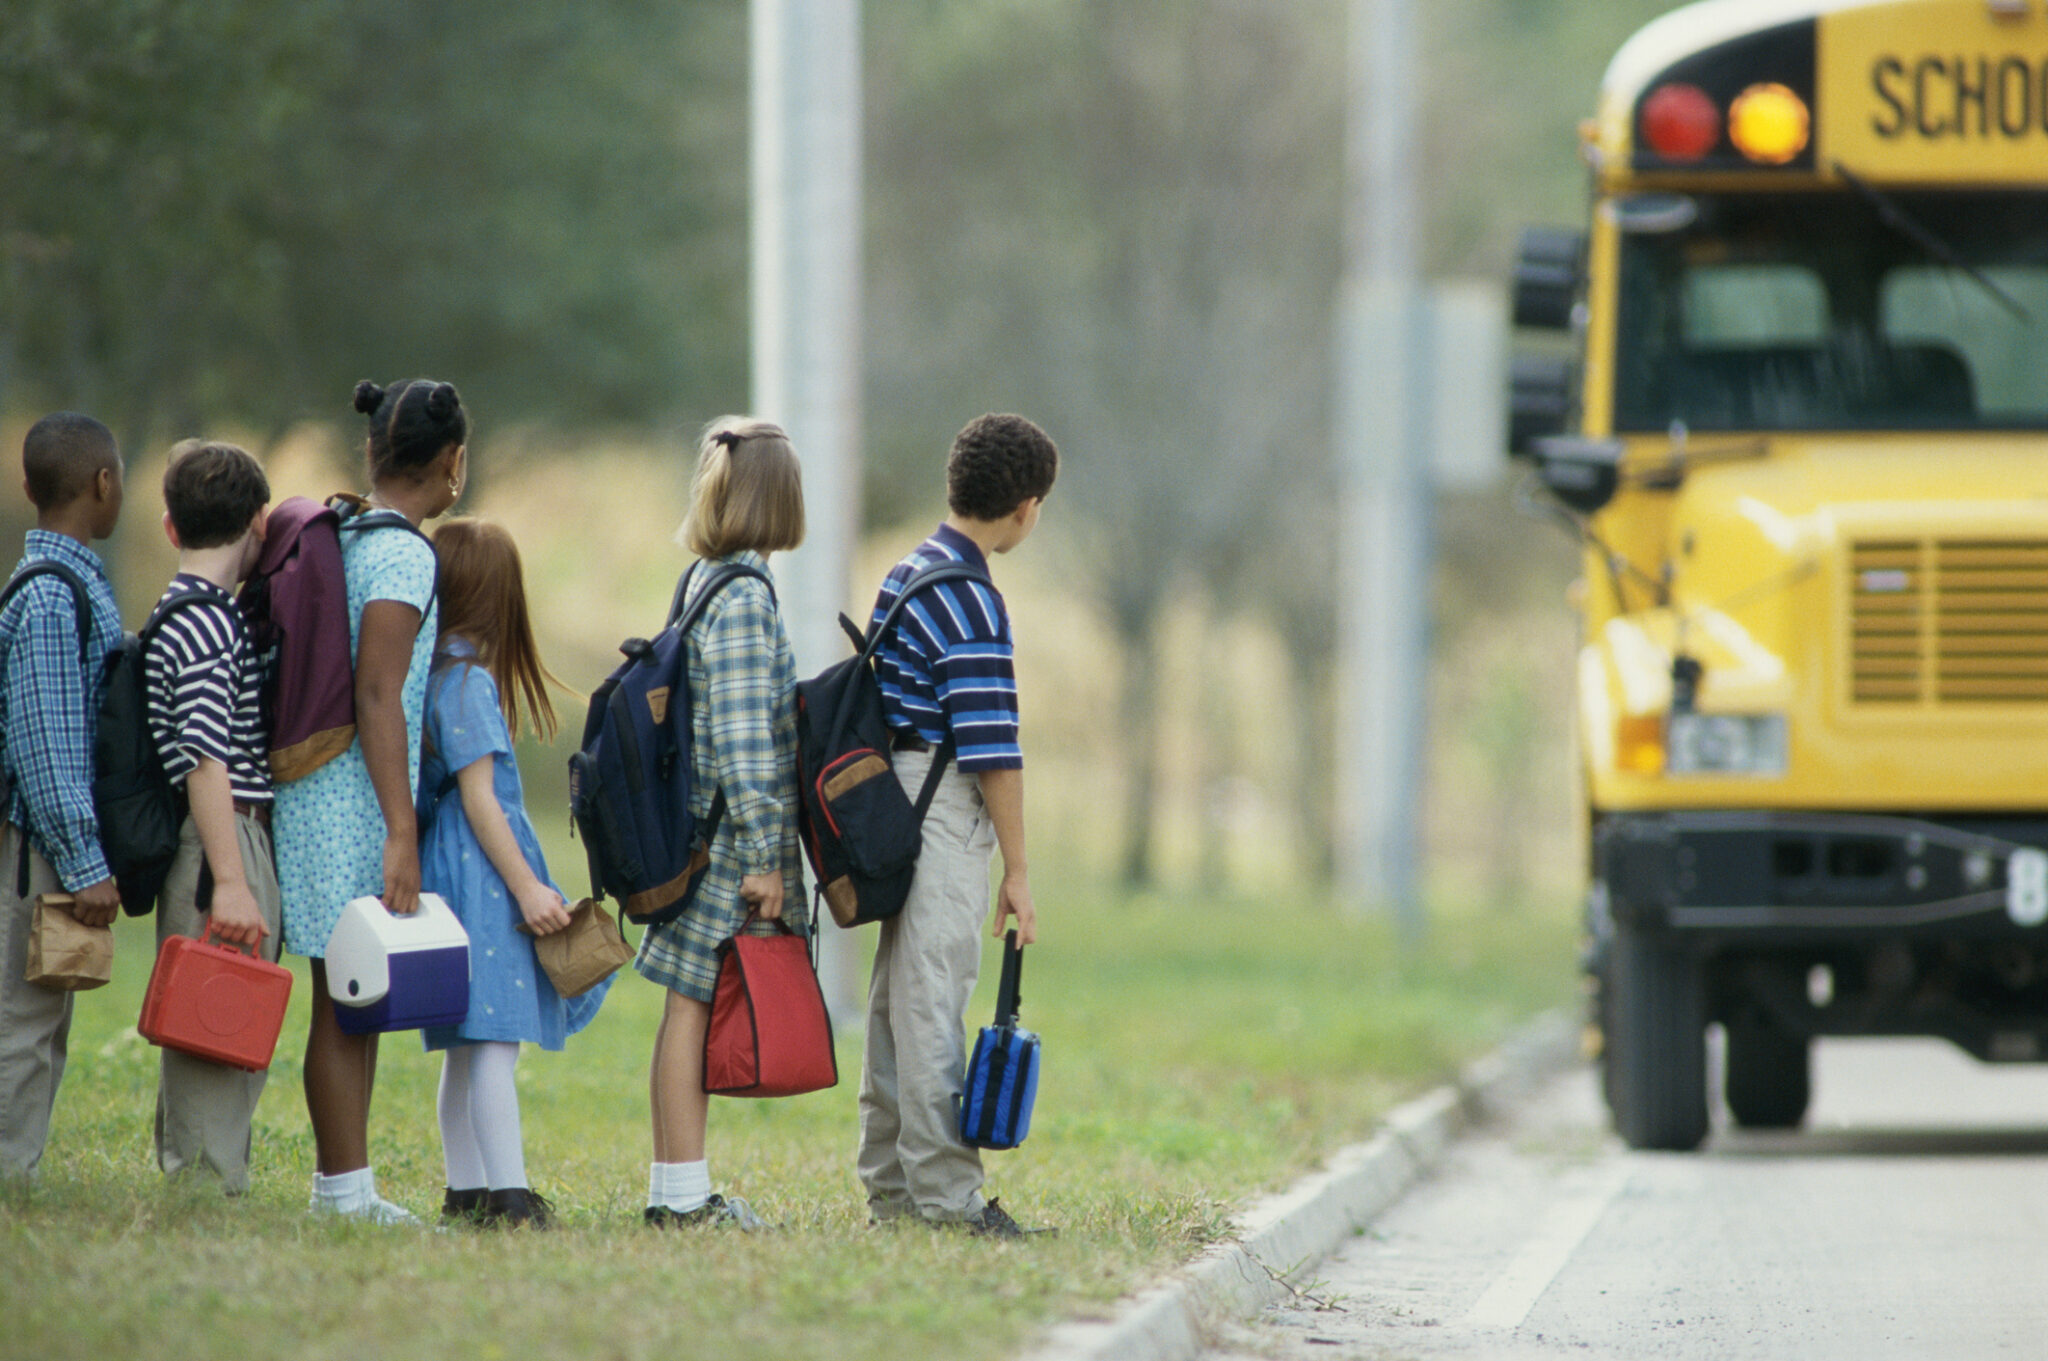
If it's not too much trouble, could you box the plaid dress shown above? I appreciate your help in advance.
[634,551,807,1000]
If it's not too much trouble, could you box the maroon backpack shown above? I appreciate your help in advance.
[239,495,432,783]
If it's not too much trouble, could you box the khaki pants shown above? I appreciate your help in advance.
[857,752,997,1222]
[154,811,282,1194]
[0,825,73,1179]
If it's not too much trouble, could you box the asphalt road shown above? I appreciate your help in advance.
[1209,1039,2048,1360]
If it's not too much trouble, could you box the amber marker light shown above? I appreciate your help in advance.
[1615,715,1667,775]
[1728,82,1809,164]
[1639,81,1721,161]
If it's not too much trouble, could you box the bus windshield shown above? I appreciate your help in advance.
[1613,191,2048,433]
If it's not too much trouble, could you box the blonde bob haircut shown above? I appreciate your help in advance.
[679,417,806,558]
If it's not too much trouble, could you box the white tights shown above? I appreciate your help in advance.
[437,1041,528,1192]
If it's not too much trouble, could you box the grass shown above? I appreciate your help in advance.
[1,880,1572,1361]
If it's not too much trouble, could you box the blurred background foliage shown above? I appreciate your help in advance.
[0,0,1679,900]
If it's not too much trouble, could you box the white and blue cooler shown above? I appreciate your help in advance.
[324,893,471,1035]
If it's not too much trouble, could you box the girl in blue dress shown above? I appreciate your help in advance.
[417,516,603,1229]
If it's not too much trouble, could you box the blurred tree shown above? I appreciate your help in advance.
[0,0,747,450]
[869,0,1343,886]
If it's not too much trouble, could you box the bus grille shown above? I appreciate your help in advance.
[1851,539,2048,703]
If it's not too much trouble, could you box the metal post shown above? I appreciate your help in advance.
[1336,0,1429,941]
[751,0,866,1019]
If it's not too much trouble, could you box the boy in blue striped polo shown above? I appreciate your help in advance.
[144,440,278,1193]
[0,412,126,1179]
[857,413,1058,1239]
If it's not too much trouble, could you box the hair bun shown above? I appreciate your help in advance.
[425,382,461,423]
[353,380,385,415]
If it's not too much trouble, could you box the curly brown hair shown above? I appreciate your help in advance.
[946,414,1058,521]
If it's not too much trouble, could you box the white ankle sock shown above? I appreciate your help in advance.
[651,1160,710,1213]
[317,1167,375,1212]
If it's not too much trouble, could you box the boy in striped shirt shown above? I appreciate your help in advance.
[144,440,278,1193]
[858,413,1058,1239]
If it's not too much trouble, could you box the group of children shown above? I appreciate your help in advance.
[0,389,1059,1239]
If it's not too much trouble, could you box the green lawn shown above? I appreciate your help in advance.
[0,882,1572,1361]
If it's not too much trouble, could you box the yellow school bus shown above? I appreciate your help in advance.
[1510,0,2048,1149]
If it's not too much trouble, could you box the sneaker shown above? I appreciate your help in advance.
[314,1194,422,1227]
[484,1187,554,1230]
[441,1187,489,1227]
[965,1197,1054,1239]
[643,1193,768,1232]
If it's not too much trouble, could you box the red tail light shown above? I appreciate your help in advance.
[1640,82,1721,162]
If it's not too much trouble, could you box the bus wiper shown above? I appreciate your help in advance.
[1835,161,2030,321]
[1632,424,1768,491]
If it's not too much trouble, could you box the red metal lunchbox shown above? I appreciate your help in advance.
[139,927,294,1071]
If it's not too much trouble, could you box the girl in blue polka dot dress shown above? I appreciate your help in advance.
[416,516,605,1229]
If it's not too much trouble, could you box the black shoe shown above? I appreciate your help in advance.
[643,1193,767,1232]
[483,1187,554,1230]
[440,1187,489,1226]
[966,1197,1054,1239]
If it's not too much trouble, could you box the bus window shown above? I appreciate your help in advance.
[1884,266,2048,427]
[1684,264,1827,347]
[1615,191,2048,433]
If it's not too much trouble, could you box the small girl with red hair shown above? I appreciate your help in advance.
[417,515,603,1229]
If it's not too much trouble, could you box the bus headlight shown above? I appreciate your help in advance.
[1665,713,1788,776]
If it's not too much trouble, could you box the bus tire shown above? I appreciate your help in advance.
[1724,1013,1811,1130]
[1609,923,1709,1151]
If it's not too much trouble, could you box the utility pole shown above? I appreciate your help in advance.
[751,0,865,1018]
[1336,0,1430,941]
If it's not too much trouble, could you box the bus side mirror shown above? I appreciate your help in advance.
[1530,435,1623,515]
[1512,227,1585,330]
[1509,354,1573,456]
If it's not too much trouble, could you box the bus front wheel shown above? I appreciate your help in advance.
[1609,923,1709,1151]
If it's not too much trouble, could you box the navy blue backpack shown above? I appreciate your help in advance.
[958,930,1041,1151]
[569,562,770,927]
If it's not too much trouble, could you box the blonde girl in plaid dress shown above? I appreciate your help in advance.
[639,418,807,1229]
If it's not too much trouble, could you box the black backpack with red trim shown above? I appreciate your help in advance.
[794,559,989,929]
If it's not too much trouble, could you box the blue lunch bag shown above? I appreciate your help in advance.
[958,930,1040,1151]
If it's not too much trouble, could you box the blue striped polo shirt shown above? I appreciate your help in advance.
[870,524,1022,772]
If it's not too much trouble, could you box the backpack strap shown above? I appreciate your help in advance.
[832,558,993,805]
[662,561,777,862]
[857,559,993,669]
[666,561,699,629]
[139,585,244,652]
[0,561,94,666]
[668,561,776,631]
[332,497,440,619]
[827,559,992,743]
[0,561,97,895]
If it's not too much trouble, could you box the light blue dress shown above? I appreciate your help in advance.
[417,644,606,1051]
[275,521,438,957]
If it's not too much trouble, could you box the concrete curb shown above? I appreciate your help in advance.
[1020,1010,1582,1361]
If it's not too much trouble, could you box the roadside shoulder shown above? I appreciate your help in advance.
[1019,1011,1582,1361]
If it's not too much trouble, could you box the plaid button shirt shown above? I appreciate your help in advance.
[0,531,122,888]
[683,551,802,885]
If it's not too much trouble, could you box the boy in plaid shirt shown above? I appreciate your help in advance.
[0,412,126,1179]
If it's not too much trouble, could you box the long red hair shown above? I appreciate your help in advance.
[430,516,571,742]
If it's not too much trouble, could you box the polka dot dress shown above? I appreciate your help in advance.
[274,524,437,957]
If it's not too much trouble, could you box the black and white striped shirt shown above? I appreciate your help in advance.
[143,574,271,804]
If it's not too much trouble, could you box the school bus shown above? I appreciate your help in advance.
[1510,0,2048,1150]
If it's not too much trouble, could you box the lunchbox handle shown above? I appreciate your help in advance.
[199,921,260,958]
